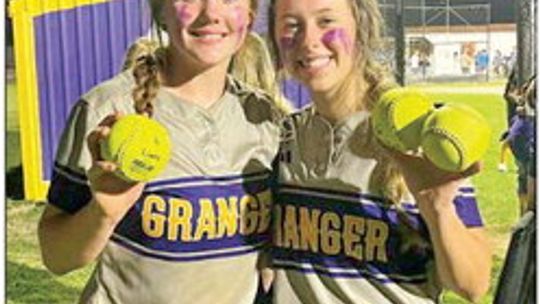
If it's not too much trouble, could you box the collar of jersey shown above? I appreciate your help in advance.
[308,106,370,136]
[156,77,237,122]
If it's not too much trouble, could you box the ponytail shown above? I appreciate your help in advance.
[122,38,164,117]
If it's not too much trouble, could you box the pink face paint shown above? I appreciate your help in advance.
[175,4,193,28]
[232,6,249,40]
[322,28,353,54]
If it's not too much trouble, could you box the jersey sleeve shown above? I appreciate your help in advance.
[47,100,95,214]
[453,180,484,227]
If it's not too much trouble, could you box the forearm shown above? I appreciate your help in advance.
[38,201,119,275]
[417,197,491,302]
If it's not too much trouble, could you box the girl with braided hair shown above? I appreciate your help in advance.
[268,0,491,302]
[38,0,284,303]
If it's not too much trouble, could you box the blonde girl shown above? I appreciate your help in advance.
[268,0,492,303]
[38,0,284,303]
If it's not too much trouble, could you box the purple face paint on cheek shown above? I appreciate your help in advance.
[277,36,297,68]
[232,7,249,42]
[322,28,353,53]
[175,4,193,27]
[279,36,296,51]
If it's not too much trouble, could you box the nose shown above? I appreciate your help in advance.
[200,0,221,24]
[300,23,322,50]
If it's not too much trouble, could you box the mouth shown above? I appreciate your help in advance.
[296,55,333,74]
[189,30,228,42]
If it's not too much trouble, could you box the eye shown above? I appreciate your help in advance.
[318,16,336,27]
[281,20,301,36]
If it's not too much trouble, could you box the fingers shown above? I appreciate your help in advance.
[87,126,112,161]
[87,113,122,162]
[98,112,122,127]
[87,158,118,179]
[459,161,482,179]
[390,151,482,188]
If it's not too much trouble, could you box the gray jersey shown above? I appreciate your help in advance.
[273,107,484,304]
[47,71,282,304]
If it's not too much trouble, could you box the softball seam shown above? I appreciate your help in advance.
[423,126,466,169]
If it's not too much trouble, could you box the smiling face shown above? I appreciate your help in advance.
[161,0,253,69]
[273,0,357,94]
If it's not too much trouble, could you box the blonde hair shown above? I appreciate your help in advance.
[268,0,407,204]
[231,32,293,114]
[122,38,160,71]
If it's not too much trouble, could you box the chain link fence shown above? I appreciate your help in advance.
[378,0,525,84]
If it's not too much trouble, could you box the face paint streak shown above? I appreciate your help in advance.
[279,36,296,51]
[232,7,248,44]
[176,4,192,28]
[322,29,352,54]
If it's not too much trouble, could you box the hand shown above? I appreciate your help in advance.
[86,113,145,222]
[389,150,481,208]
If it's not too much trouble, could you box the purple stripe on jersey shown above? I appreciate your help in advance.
[272,244,431,276]
[279,184,481,226]
[281,183,475,204]
[273,192,433,277]
[453,196,484,227]
[273,262,428,283]
[459,187,475,193]
[147,170,271,188]
[279,183,387,203]
[114,176,272,254]
[47,170,92,214]
[110,234,264,261]
[278,187,421,219]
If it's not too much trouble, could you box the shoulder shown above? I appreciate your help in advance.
[80,70,135,114]
[227,76,286,125]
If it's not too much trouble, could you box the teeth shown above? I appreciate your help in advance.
[194,33,224,39]
[300,57,331,68]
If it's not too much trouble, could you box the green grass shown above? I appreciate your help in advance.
[6,83,521,303]
[7,201,95,304]
[7,83,21,169]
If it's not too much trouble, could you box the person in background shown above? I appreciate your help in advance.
[267,0,492,303]
[523,76,536,213]
[504,67,520,126]
[498,106,534,214]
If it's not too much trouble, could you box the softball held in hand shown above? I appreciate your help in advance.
[100,114,171,182]
[371,87,434,152]
[372,88,491,172]
[421,103,491,172]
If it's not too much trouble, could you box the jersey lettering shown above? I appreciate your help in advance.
[140,190,271,242]
[274,204,389,262]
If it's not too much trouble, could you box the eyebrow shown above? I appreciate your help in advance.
[279,7,336,20]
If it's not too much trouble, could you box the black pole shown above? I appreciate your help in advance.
[395,0,406,85]
[515,0,533,84]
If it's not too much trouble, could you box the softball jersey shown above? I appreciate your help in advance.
[273,107,484,304]
[47,71,282,304]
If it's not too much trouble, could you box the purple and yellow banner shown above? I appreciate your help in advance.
[10,0,151,200]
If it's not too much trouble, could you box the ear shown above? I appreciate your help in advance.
[247,11,255,31]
